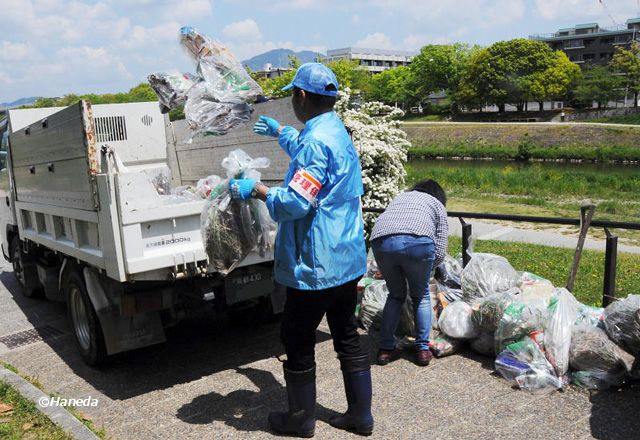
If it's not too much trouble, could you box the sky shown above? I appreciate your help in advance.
[1,0,640,103]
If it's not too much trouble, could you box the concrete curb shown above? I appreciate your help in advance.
[0,366,99,440]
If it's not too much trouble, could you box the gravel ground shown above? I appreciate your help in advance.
[1,260,639,440]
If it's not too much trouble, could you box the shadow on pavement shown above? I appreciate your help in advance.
[589,383,640,440]
[176,366,341,435]
[1,271,336,401]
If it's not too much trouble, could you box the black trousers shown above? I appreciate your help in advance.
[281,278,365,371]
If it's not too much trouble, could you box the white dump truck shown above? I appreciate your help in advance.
[0,100,292,365]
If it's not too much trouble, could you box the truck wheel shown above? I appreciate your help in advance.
[10,236,42,298]
[65,270,106,366]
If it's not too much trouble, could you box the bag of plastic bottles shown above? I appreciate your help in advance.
[569,324,635,390]
[184,83,253,137]
[179,26,262,104]
[200,150,275,274]
[494,295,547,354]
[428,333,464,358]
[603,294,640,356]
[438,301,479,339]
[460,253,520,302]
[543,288,579,377]
[495,337,563,392]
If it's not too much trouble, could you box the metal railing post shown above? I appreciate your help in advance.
[603,228,618,307]
[460,218,472,267]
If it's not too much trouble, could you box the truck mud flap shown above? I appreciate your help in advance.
[83,267,166,355]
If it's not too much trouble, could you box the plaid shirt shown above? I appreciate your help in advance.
[371,191,449,267]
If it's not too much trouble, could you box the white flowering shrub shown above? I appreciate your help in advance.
[335,88,409,234]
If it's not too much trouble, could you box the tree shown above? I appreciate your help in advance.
[325,59,371,95]
[458,39,559,112]
[610,41,640,107]
[367,65,412,107]
[521,51,582,111]
[408,44,476,111]
[574,65,624,108]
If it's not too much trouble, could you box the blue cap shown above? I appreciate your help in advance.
[282,63,339,96]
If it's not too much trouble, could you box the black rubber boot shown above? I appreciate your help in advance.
[268,364,316,438]
[329,354,374,436]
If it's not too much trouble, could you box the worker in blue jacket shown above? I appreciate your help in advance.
[229,63,373,437]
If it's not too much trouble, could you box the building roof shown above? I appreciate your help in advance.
[325,47,418,57]
[627,17,640,24]
[574,22,599,29]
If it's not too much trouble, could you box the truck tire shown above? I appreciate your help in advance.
[65,270,107,366]
[10,236,42,298]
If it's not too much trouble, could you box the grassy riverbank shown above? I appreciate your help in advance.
[448,237,640,307]
[403,122,640,162]
[586,113,640,125]
[407,160,640,222]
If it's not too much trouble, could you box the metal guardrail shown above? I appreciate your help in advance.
[363,207,640,307]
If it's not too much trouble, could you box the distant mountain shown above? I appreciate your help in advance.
[243,49,323,71]
[0,97,38,110]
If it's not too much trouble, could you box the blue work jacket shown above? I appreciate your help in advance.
[266,111,367,290]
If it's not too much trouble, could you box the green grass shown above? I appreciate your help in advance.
[403,123,640,162]
[586,113,640,125]
[1,363,106,439]
[406,160,640,224]
[0,380,72,440]
[447,237,640,307]
[401,114,445,122]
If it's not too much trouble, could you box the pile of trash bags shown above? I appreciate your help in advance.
[148,26,263,139]
[200,149,276,274]
[357,250,640,392]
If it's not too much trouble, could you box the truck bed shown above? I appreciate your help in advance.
[8,101,275,282]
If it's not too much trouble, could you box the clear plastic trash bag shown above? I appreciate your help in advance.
[147,72,200,112]
[569,324,635,390]
[200,150,275,275]
[434,255,464,302]
[543,288,579,377]
[603,294,640,356]
[460,253,520,302]
[179,26,262,104]
[575,303,604,327]
[184,83,253,137]
[438,300,479,339]
[358,281,415,336]
[495,337,563,392]
[429,332,464,358]
[495,295,547,354]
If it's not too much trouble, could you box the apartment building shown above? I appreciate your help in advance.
[531,18,640,65]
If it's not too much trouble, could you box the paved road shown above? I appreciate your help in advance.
[1,260,639,439]
[447,218,640,254]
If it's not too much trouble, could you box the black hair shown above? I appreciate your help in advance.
[411,179,447,206]
[293,86,337,110]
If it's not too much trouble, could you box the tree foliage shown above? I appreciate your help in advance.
[458,39,568,111]
[610,41,640,107]
[573,65,624,108]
